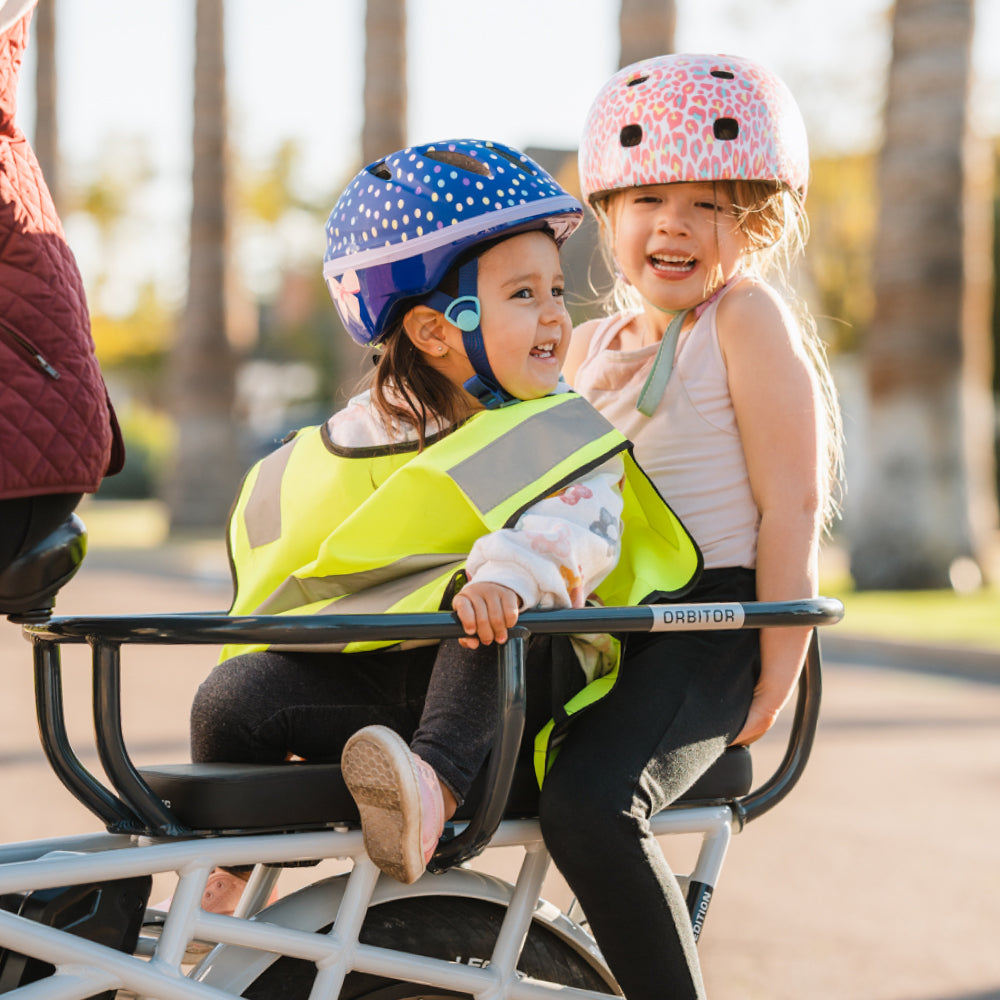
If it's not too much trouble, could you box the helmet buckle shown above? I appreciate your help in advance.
[444,296,482,333]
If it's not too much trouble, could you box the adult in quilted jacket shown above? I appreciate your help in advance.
[0,0,123,574]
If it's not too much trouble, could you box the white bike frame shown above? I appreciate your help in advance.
[0,599,841,1000]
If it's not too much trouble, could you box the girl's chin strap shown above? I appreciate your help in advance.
[633,280,731,416]
[423,260,516,410]
[635,308,689,417]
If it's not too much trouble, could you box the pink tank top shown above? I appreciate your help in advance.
[572,291,759,569]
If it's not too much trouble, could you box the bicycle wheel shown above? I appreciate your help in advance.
[243,895,616,1000]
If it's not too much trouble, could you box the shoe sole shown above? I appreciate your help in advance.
[342,727,424,884]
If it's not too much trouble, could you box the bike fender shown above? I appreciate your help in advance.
[194,867,610,993]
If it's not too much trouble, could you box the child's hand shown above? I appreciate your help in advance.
[730,697,782,746]
[452,582,520,649]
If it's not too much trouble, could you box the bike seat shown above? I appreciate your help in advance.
[0,515,87,620]
[138,747,752,835]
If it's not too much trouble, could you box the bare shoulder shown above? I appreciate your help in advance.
[563,317,604,386]
[716,278,802,366]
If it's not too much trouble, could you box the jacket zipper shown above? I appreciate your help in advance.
[0,318,61,379]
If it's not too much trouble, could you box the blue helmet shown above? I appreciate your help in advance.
[323,139,583,407]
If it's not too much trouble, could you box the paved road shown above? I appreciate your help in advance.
[1,554,998,1000]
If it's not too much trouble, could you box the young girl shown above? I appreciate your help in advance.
[541,54,844,1000]
[190,139,699,905]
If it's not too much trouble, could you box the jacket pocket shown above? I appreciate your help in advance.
[0,318,60,379]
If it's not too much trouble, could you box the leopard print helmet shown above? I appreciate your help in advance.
[579,53,809,204]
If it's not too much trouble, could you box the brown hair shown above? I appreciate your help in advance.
[369,319,476,450]
[368,226,559,449]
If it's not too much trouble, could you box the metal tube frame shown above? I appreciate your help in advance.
[0,598,842,1000]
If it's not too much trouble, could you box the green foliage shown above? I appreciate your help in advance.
[96,401,176,501]
[805,153,877,353]
[90,282,174,369]
[823,578,1000,652]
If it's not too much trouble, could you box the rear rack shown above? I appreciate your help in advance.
[23,598,842,867]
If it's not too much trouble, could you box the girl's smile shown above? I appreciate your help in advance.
[648,251,698,278]
[612,181,747,327]
[437,230,571,401]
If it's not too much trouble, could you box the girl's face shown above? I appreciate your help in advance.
[611,181,748,323]
[441,230,571,401]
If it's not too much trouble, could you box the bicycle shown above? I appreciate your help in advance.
[0,515,842,999]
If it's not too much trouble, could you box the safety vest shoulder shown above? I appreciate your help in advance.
[223,392,678,657]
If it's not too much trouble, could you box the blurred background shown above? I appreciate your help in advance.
[16,0,1000,600]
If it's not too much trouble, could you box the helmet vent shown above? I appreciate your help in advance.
[487,145,537,175]
[710,69,735,79]
[713,118,740,141]
[424,149,493,176]
[619,124,643,148]
[369,161,392,180]
[626,74,649,87]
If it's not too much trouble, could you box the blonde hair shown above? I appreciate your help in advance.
[592,180,844,528]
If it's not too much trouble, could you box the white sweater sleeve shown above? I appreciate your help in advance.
[464,455,626,609]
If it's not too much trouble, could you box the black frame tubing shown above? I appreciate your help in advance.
[22,599,842,851]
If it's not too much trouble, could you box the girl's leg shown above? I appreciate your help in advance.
[187,646,436,908]
[412,635,556,802]
[342,636,556,883]
[190,646,436,763]
[539,570,758,1000]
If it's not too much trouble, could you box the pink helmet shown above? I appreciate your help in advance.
[579,53,809,203]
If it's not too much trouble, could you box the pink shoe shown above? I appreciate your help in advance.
[151,873,244,915]
[341,725,445,884]
[155,869,277,917]
[201,869,252,915]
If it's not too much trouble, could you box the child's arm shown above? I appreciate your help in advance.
[719,281,825,745]
[453,457,626,648]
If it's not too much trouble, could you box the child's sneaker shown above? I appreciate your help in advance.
[201,869,253,915]
[341,725,445,884]
[154,869,278,918]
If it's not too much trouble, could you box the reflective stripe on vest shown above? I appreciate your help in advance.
[222,391,703,781]
[222,393,635,658]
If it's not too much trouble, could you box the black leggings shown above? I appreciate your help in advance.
[190,568,757,1000]
[0,493,82,573]
[538,568,759,1000]
[190,637,556,803]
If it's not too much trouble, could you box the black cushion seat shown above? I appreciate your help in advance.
[139,747,752,835]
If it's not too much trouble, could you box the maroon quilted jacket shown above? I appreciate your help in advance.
[0,10,123,500]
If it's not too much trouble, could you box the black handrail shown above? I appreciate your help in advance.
[22,599,842,852]
[32,639,143,832]
[735,628,824,827]
[428,627,529,871]
[26,598,844,646]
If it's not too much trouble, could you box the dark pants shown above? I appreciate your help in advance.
[190,637,556,803]
[0,493,82,573]
[539,568,759,1000]
[189,568,757,999]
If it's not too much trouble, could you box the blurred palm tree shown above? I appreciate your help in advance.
[165,0,240,532]
[849,0,997,589]
[31,0,59,206]
[618,0,675,67]
[362,0,406,165]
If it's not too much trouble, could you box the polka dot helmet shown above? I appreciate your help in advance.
[579,53,809,204]
[323,139,583,346]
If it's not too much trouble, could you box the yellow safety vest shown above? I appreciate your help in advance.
[222,392,702,781]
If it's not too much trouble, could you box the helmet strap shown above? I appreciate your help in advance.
[423,260,516,409]
[635,308,690,417]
